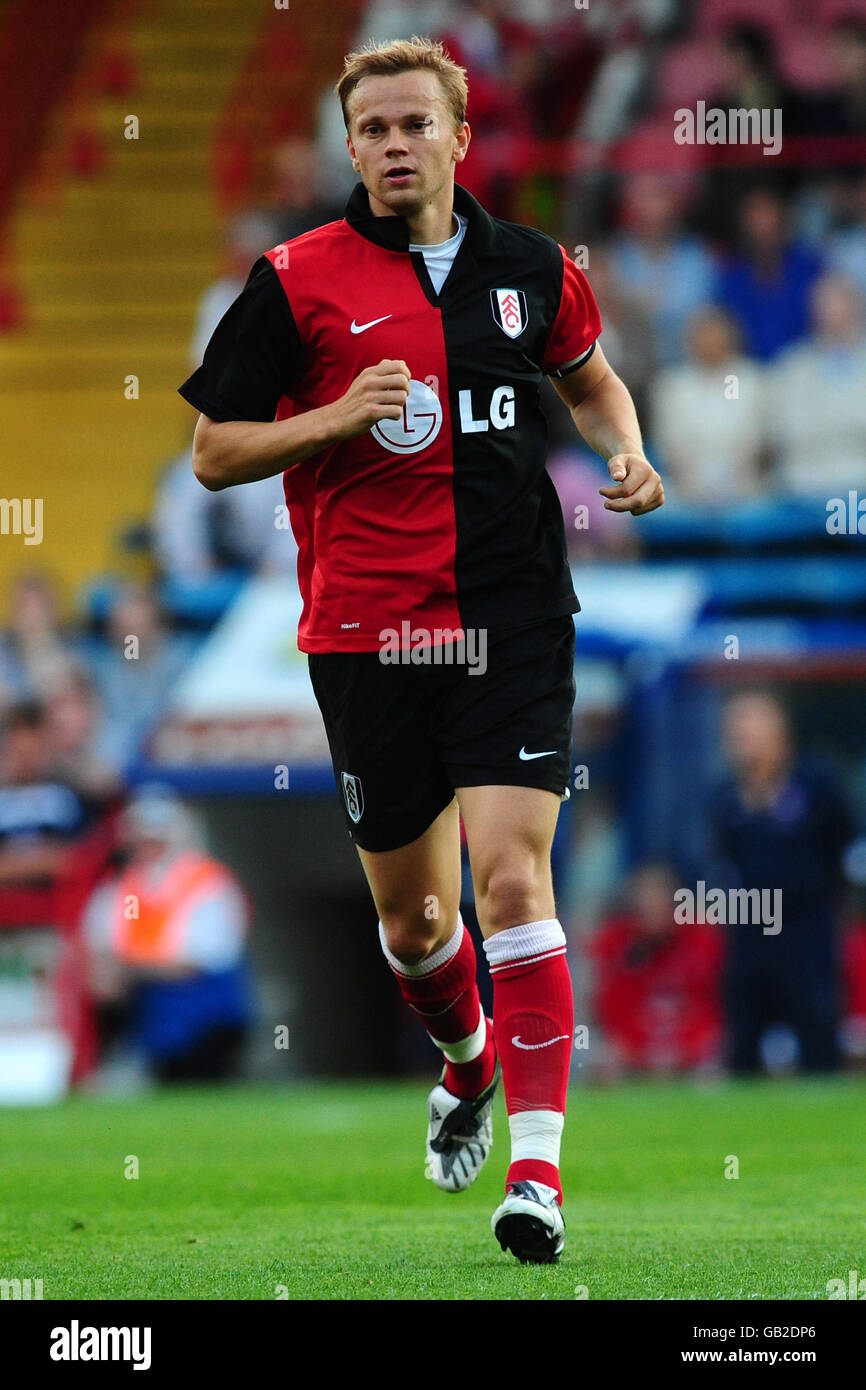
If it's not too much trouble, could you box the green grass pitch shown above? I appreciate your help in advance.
[1,1079,863,1300]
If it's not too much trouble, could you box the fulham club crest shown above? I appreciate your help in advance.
[341,771,365,824]
[491,288,527,339]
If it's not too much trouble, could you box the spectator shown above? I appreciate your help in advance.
[651,306,768,504]
[440,0,535,124]
[0,701,94,889]
[83,786,254,1083]
[153,445,298,583]
[766,272,866,496]
[715,188,824,361]
[439,0,537,214]
[814,15,866,138]
[610,173,717,364]
[268,135,346,245]
[827,173,866,305]
[696,23,818,238]
[525,5,602,143]
[44,666,120,799]
[576,0,667,147]
[575,244,656,424]
[710,691,855,1075]
[0,572,77,704]
[188,211,280,370]
[712,22,815,142]
[87,586,193,772]
[588,861,723,1076]
[792,30,866,244]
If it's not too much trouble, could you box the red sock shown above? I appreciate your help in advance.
[380,914,496,1099]
[483,919,573,1204]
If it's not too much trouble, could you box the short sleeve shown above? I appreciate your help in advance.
[542,245,603,378]
[178,256,302,422]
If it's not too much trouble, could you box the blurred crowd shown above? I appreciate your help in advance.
[2,576,863,1082]
[568,690,866,1080]
[3,0,866,1091]
[0,576,254,1091]
[0,572,193,795]
[169,1,866,580]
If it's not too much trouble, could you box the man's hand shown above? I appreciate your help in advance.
[598,453,664,516]
[191,359,413,490]
[326,359,411,442]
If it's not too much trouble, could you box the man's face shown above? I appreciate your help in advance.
[630,868,677,939]
[0,724,48,783]
[741,192,784,250]
[690,311,736,367]
[345,71,469,217]
[723,696,789,776]
[812,275,859,342]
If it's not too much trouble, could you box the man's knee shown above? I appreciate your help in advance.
[475,861,548,933]
[379,908,455,964]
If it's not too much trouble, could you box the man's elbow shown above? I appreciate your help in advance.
[192,449,226,491]
[191,420,228,491]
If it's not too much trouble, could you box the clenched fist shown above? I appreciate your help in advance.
[327,359,411,442]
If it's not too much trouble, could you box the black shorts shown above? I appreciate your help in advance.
[308,615,576,852]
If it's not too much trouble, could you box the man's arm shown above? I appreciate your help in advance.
[551,344,664,516]
[192,358,411,491]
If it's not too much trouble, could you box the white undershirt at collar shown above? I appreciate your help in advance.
[409,212,468,295]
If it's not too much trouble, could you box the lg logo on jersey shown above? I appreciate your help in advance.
[372,379,442,454]
[371,381,516,453]
[458,385,515,434]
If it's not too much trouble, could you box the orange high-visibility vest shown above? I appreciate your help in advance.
[110,852,236,967]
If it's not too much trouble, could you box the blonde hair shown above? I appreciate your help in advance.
[336,35,468,131]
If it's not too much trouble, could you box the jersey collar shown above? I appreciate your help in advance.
[344,181,496,256]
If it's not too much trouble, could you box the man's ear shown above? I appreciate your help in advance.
[453,122,470,164]
[346,132,359,170]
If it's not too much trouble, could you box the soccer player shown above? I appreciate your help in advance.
[179,37,663,1264]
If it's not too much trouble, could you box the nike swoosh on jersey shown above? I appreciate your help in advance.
[518,746,557,760]
[512,1034,570,1050]
[350,314,393,334]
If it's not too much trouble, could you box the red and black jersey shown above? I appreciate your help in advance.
[179,182,601,653]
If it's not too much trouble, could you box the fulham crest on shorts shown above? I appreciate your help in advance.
[342,771,365,823]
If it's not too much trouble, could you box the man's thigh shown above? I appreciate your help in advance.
[437,615,576,799]
[357,796,462,934]
[308,651,454,854]
[457,784,563,936]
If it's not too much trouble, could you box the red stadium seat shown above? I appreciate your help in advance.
[696,0,801,35]
[655,39,721,111]
[608,116,705,177]
[778,32,837,89]
[819,0,866,23]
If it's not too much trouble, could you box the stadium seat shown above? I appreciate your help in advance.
[696,0,801,36]
[778,32,837,89]
[655,39,721,111]
[819,0,866,24]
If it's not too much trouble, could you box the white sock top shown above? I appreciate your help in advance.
[378,913,464,977]
[483,919,566,973]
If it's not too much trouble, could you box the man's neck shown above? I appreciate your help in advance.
[739,762,789,809]
[367,189,457,246]
[409,210,459,246]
